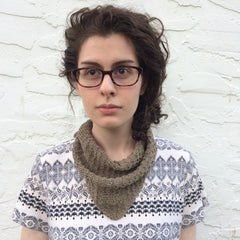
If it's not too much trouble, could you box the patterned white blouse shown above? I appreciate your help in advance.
[12,137,208,240]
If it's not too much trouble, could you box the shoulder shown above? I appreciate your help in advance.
[154,136,189,152]
[152,137,200,184]
[33,139,74,167]
[25,138,86,189]
[154,136,194,164]
[39,139,74,157]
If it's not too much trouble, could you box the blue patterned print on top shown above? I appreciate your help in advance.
[12,137,208,240]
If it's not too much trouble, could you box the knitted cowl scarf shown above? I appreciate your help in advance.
[72,120,157,220]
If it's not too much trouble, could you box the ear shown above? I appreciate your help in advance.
[140,81,147,96]
[73,81,81,97]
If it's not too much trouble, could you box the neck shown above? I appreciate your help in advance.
[72,120,156,220]
[92,124,136,161]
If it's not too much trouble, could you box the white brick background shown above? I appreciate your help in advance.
[0,0,239,239]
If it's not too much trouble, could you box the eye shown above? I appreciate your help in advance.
[113,66,133,80]
[81,68,102,79]
[87,69,98,76]
[116,67,128,75]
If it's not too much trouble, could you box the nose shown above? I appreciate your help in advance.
[99,73,116,96]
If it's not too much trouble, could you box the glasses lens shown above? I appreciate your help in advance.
[112,66,139,86]
[75,66,141,87]
[77,68,102,87]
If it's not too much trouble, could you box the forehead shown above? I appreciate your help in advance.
[78,33,138,65]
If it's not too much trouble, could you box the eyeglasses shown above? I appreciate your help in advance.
[72,66,143,88]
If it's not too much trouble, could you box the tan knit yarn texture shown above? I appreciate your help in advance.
[72,120,157,220]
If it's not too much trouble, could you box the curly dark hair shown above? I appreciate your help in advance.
[60,5,169,143]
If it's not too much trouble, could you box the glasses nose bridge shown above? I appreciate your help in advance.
[101,70,114,83]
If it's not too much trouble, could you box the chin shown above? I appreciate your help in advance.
[99,121,123,130]
[94,118,132,131]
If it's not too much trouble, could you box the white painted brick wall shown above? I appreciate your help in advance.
[0,0,239,239]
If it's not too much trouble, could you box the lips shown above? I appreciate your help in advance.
[97,104,120,108]
[97,104,121,114]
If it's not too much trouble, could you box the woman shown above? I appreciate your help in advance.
[12,5,208,240]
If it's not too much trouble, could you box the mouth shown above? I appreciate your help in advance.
[97,104,121,114]
[97,104,121,109]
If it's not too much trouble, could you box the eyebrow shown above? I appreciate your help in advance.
[79,60,136,68]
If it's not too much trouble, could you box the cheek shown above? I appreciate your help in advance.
[75,90,91,113]
[129,89,141,112]
[81,94,91,109]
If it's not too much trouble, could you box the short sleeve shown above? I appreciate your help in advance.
[12,154,48,234]
[181,152,209,228]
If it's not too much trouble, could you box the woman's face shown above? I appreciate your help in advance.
[75,33,143,133]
